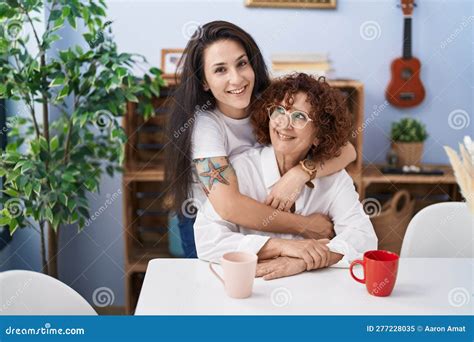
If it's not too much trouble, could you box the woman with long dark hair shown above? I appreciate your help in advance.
[165,21,356,257]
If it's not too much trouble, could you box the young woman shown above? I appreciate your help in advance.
[165,21,356,257]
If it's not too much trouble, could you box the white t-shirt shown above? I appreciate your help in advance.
[190,108,260,205]
[191,108,258,159]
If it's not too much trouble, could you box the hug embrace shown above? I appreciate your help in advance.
[165,20,377,280]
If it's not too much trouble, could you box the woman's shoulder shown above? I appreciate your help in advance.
[194,108,226,130]
[316,169,354,192]
[229,148,263,174]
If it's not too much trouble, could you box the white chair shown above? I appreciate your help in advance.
[0,270,97,315]
[401,202,473,258]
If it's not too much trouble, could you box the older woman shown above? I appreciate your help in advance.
[194,73,377,280]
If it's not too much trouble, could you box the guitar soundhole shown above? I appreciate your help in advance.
[400,92,415,100]
[401,68,413,80]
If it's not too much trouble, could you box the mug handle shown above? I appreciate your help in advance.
[349,259,366,284]
[209,262,224,285]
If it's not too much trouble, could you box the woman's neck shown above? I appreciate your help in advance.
[275,150,308,175]
[216,102,248,120]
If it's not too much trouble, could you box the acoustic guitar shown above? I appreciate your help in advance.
[386,0,425,108]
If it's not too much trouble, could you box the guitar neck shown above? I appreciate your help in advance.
[403,17,412,59]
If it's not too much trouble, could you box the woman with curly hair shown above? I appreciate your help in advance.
[165,21,357,258]
[194,73,377,280]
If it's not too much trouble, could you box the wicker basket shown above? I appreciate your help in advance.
[370,190,415,255]
[392,142,424,166]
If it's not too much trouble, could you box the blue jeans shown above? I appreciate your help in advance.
[178,215,197,258]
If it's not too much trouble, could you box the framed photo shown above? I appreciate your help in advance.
[161,49,185,78]
[245,0,336,9]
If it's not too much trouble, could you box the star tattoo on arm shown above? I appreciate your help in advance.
[193,157,233,194]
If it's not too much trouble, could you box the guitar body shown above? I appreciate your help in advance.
[386,57,425,108]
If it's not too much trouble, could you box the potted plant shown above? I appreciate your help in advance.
[0,0,163,278]
[390,118,428,166]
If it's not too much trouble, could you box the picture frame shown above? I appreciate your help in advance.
[161,49,185,78]
[245,0,336,9]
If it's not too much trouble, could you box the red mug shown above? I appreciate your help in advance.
[349,250,399,297]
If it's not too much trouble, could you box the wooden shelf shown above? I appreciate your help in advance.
[122,86,175,314]
[362,164,455,186]
[123,165,165,183]
[359,163,460,212]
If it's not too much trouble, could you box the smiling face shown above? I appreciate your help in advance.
[202,39,255,119]
[269,92,318,162]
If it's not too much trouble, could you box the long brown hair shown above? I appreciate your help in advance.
[165,21,270,214]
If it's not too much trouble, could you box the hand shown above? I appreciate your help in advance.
[300,213,335,239]
[256,257,306,280]
[278,238,331,271]
[265,166,308,212]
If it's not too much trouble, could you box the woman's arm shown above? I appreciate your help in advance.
[265,142,357,211]
[257,237,336,270]
[193,157,334,239]
[256,252,344,280]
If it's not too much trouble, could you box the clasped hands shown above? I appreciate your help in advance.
[256,238,333,281]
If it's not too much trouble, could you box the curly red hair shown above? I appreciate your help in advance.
[250,73,352,163]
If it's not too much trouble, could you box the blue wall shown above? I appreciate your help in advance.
[2,0,472,308]
[109,0,473,164]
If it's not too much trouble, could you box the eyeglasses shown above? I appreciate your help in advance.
[267,105,313,129]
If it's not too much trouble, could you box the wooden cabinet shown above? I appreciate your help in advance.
[122,88,176,314]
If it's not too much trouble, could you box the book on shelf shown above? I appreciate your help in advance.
[272,61,332,71]
[270,52,333,78]
[271,53,329,63]
[271,69,334,78]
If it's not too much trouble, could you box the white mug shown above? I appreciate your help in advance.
[209,251,257,299]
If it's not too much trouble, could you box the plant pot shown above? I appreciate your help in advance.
[391,142,424,166]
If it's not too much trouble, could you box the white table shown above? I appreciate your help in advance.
[135,258,474,315]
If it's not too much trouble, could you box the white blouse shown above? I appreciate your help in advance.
[194,145,378,268]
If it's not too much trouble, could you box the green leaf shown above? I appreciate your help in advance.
[149,67,161,75]
[3,188,19,197]
[77,207,89,219]
[24,183,33,198]
[56,85,69,101]
[39,137,48,151]
[84,178,96,191]
[13,160,27,170]
[21,161,33,173]
[46,34,61,45]
[0,217,10,226]
[67,15,76,30]
[115,66,127,79]
[49,76,65,87]
[49,9,62,21]
[50,136,59,151]
[9,219,18,235]
[30,139,40,154]
[45,206,53,223]
[125,92,139,103]
[67,199,76,212]
[52,17,65,31]
[61,7,71,17]
[59,193,68,206]
[106,165,114,177]
[6,142,18,153]
[62,172,75,183]
[33,182,41,196]
[52,215,61,229]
